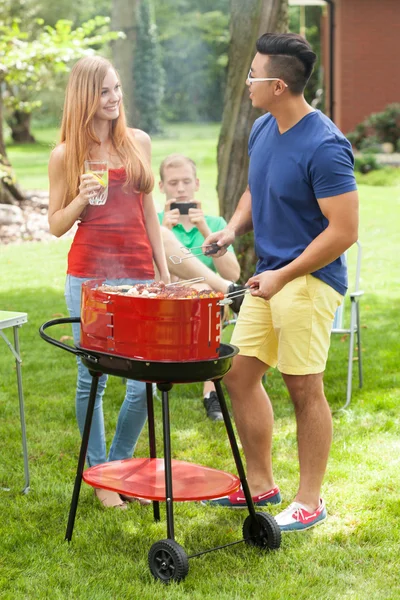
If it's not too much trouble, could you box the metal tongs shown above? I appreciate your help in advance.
[166,278,251,306]
[219,285,251,306]
[165,277,205,287]
[166,276,251,308]
[169,243,223,265]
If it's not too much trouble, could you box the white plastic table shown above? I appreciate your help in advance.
[0,311,30,493]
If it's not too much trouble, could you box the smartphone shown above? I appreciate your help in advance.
[169,202,197,215]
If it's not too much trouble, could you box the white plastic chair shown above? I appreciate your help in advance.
[331,240,364,410]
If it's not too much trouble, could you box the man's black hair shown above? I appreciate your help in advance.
[256,33,317,95]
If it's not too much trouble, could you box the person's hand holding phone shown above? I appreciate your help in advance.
[169,201,197,214]
[187,199,210,237]
[162,199,181,229]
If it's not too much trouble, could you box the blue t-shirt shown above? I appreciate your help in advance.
[248,110,357,295]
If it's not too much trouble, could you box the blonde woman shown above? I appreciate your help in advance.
[48,56,170,509]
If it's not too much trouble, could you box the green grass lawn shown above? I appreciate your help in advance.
[1,125,400,598]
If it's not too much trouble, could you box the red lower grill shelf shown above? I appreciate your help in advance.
[83,458,241,502]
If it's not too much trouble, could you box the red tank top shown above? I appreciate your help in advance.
[67,167,155,279]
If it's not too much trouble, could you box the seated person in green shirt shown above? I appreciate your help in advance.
[157,154,244,421]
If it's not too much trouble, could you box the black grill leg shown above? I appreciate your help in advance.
[65,372,100,542]
[214,379,258,522]
[146,382,160,521]
[158,382,174,540]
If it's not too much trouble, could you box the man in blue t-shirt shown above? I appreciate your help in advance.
[203,33,359,531]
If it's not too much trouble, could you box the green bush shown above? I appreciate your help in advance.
[358,135,382,154]
[347,103,400,151]
[346,123,367,149]
[354,153,380,174]
[368,104,400,146]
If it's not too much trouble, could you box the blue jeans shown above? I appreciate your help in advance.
[65,275,150,466]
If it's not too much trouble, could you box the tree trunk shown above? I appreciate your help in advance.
[217,0,288,281]
[111,0,140,127]
[0,93,24,204]
[10,110,36,143]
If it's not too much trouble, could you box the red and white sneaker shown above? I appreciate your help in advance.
[201,486,281,508]
[275,498,327,532]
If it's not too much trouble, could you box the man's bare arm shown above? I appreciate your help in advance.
[202,186,253,256]
[249,189,359,299]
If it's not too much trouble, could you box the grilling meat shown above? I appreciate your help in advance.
[96,282,224,300]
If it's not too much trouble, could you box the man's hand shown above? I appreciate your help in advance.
[247,270,288,300]
[202,226,236,258]
[188,200,210,237]
[162,199,180,229]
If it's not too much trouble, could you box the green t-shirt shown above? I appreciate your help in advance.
[158,213,235,272]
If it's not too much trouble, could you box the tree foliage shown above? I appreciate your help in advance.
[0,16,123,141]
[133,0,164,133]
[154,0,229,122]
[0,0,112,30]
[0,12,123,200]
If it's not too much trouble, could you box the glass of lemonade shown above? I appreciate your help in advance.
[84,160,109,205]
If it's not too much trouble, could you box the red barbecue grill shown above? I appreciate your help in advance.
[40,307,281,583]
[80,278,224,362]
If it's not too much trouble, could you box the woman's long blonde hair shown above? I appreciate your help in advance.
[60,55,154,206]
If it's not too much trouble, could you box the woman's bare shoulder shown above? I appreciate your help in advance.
[49,143,66,167]
[129,128,151,148]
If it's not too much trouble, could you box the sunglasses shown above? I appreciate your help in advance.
[247,69,288,87]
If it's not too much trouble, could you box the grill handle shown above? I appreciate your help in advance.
[169,243,224,265]
[39,317,86,358]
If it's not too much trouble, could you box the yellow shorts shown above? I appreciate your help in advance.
[230,274,343,375]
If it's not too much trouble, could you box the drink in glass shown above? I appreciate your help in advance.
[84,160,109,205]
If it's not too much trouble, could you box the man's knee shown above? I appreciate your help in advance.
[282,373,324,406]
[224,356,266,392]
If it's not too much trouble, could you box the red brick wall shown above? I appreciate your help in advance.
[335,0,400,134]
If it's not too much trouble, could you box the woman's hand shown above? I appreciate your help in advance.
[48,145,94,237]
[78,173,102,205]
[157,270,171,285]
